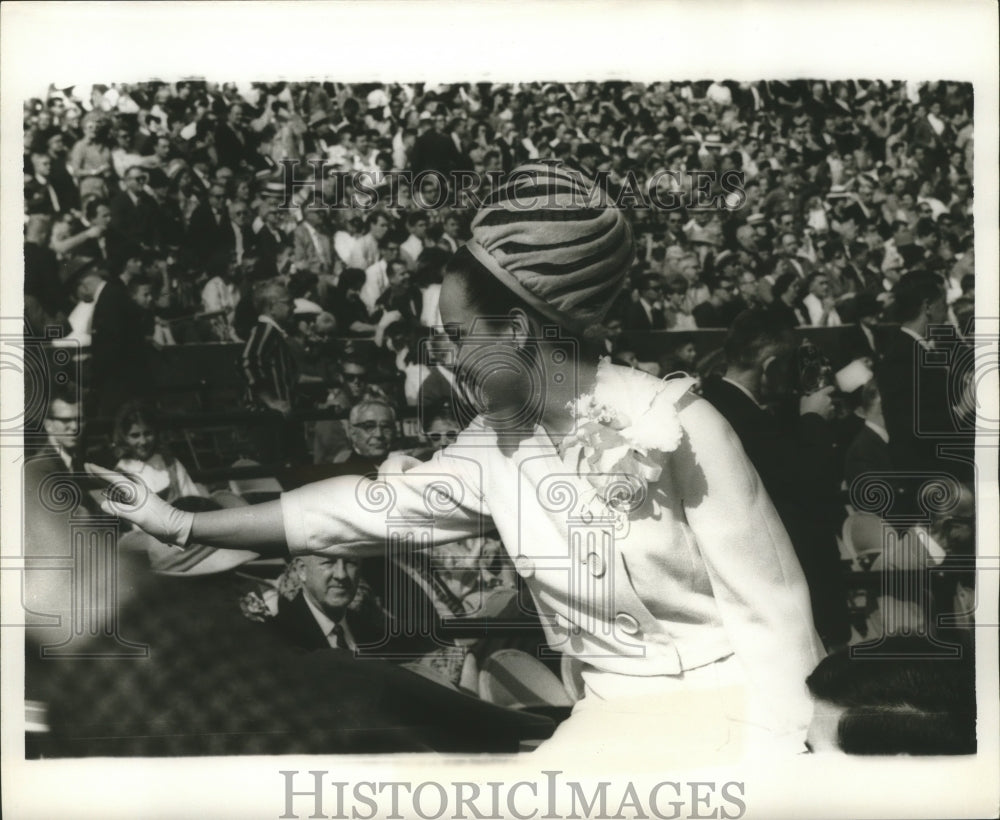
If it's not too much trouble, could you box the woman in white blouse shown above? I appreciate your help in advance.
[90,164,823,760]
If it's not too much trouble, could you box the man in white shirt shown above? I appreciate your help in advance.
[802,273,842,326]
[401,212,430,271]
[360,235,402,314]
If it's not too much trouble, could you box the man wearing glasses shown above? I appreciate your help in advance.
[109,165,160,272]
[24,382,103,531]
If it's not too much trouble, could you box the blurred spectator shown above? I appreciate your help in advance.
[805,638,975,755]
[843,378,891,490]
[75,263,152,416]
[293,207,335,277]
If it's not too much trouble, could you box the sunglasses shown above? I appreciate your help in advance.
[428,430,458,443]
[353,421,395,433]
[343,373,366,383]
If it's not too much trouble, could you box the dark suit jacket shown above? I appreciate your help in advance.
[700,376,849,644]
[624,300,666,360]
[838,323,882,368]
[185,202,229,265]
[214,123,251,171]
[876,328,961,479]
[253,225,288,275]
[90,277,151,412]
[109,191,160,259]
[272,590,388,654]
[844,424,892,490]
[23,446,105,561]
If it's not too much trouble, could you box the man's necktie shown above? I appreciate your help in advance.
[329,622,346,649]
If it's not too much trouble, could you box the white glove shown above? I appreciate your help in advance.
[85,463,194,547]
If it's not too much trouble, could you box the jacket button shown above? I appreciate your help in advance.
[585,552,606,578]
[514,555,534,578]
[614,612,640,635]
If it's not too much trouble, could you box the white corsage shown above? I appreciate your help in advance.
[562,359,685,512]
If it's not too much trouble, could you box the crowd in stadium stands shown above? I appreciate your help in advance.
[23,79,978,756]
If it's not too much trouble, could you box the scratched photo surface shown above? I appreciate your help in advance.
[2,4,997,820]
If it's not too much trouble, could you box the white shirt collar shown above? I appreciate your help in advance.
[301,592,354,650]
[864,420,890,444]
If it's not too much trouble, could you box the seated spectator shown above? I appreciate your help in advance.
[805,638,975,755]
[692,272,741,328]
[768,271,810,328]
[284,397,396,488]
[200,251,242,342]
[293,207,335,277]
[112,401,203,503]
[271,553,380,652]
[374,259,421,325]
[663,274,697,330]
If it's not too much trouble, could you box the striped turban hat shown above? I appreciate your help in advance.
[464,161,634,332]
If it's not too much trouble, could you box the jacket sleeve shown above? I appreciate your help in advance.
[671,392,824,735]
[280,446,492,558]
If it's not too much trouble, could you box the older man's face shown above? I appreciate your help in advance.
[298,555,360,619]
[349,404,395,458]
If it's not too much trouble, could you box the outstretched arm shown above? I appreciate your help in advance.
[87,464,290,557]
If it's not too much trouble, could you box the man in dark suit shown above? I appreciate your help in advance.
[624,273,667,360]
[876,272,970,485]
[185,182,230,267]
[838,291,883,368]
[75,263,150,417]
[214,102,251,172]
[24,382,104,557]
[700,310,850,649]
[844,378,892,491]
[221,199,256,265]
[252,206,289,278]
[273,554,382,652]
[109,165,160,273]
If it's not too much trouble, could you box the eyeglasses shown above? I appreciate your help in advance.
[343,373,366,383]
[428,430,458,443]
[353,421,395,433]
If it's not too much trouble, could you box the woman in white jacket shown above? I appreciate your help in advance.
[90,162,823,760]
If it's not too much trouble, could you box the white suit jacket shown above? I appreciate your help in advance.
[280,370,823,732]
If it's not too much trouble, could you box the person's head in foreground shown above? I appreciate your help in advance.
[805,638,976,755]
[437,161,633,432]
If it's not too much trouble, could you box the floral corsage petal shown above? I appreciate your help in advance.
[565,359,685,513]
